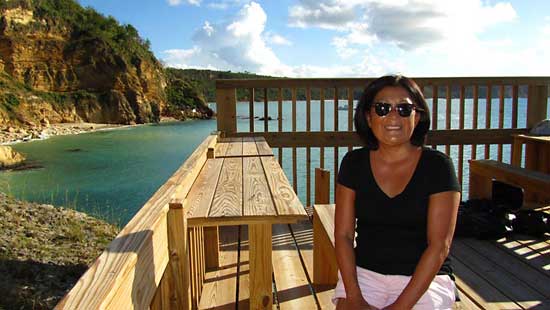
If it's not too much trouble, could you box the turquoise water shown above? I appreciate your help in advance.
[1,120,216,225]
[1,97,539,225]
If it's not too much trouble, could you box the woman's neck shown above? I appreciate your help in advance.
[375,143,420,164]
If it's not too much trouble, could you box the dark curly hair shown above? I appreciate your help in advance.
[354,75,430,149]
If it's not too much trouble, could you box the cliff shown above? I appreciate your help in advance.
[0,0,167,128]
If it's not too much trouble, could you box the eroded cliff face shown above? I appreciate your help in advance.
[0,5,167,128]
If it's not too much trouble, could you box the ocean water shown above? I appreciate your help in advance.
[0,97,538,225]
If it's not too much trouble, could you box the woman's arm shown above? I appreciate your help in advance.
[335,183,372,309]
[385,190,461,310]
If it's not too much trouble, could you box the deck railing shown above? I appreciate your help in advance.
[216,77,550,204]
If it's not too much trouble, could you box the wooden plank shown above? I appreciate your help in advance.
[446,85,451,155]
[485,84,492,159]
[278,88,283,132]
[260,156,307,217]
[249,88,254,133]
[215,141,229,158]
[432,85,438,132]
[225,137,243,157]
[150,263,174,310]
[459,238,550,297]
[204,227,220,269]
[57,135,217,309]
[458,85,465,186]
[472,85,479,160]
[451,256,520,310]
[242,136,258,156]
[313,205,338,286]
[243,156,277,216]
[167,201,191,310]
[186,158,224,219]
[292,88,297,132]
[293,147,297,192]
[254,136,273,156]
[210,157,243,218]
[469,160,550,198]
[527,85,549,128]
[498,85,505,161]
[512,85,519,129]
[334,87,339,132]
[315,168,330,205]
[238,226,250,309]
[452,240,545,309]
[307,147,311,207]
[216,77,550,89]
[495,236,550,275]
[272,224,318,309]
[231,128,529,147]
[198,226,239,310]
[320,88,325,169]
[249,223,273,309]
[264,88,269,132]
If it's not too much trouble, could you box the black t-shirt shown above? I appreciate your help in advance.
[337,147,460,276]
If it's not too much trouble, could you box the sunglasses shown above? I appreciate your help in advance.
[372,102,421,117]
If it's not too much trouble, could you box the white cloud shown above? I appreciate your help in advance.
[265,32,292,46]
[207,0,247,10]
[289,0,517,50]
[162,2,293,76]
[167,0,201,6]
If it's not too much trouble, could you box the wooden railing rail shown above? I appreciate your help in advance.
[216,77,549,204]
[56,134,218,310]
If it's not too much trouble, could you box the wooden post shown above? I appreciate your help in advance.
[468,161,492,200]
[249,223,272,309]
[204,226,219,269]
[315,168,330,204]
[167,200,191,310]
[207,147,214,159]
[313,208,338,285]
[527,85,548,128]
[216,88,237,136]
[313,169,338,285]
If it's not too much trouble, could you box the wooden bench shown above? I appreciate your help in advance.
[312,168,550,309]
[469,159,550,207]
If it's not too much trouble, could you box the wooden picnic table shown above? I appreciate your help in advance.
[185,136,308,309]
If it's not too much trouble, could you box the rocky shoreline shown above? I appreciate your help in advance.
[0,122,130,145]
[0,192,119,309]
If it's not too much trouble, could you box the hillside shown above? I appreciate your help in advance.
[0,0,212,134]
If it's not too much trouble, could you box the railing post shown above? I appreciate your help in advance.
[167,199,191,310]
[315,168,330,204]
[216,87,237,137]
[527,84,548,128]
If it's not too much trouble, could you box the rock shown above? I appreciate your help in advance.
[0,146,26,169]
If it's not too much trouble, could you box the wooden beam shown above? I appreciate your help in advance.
[216,88,237,135]
[230,128,529,148]
[167,201,191,310]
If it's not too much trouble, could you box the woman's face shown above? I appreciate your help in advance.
[366,86,421,147]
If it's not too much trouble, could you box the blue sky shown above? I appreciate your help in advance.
[78,0,550,77]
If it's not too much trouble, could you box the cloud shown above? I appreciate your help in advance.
[167,0,201,6]
[289,0,517,50]
[162,2,293,76]
[207,0,247,10]
[265,32,292,46]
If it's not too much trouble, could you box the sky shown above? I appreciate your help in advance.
[77,0,550,77]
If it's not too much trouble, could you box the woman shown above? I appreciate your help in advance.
[334,75,461,310]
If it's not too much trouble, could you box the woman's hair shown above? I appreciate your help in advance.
[354,75,431,149]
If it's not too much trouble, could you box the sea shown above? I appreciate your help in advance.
[0,98,539,225]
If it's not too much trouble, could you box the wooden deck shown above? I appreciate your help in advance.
[198,207,550,310]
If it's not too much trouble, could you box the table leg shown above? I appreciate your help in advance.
[249,223,272,309]
[204,226,219,269]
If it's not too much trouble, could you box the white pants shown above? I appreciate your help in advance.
[332,266,456,310]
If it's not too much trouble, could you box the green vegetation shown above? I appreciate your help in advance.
[0,192,119,309]
[0,0,157,65]
[165,78,205,111]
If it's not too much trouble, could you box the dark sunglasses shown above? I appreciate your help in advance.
[372,102,421,117]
